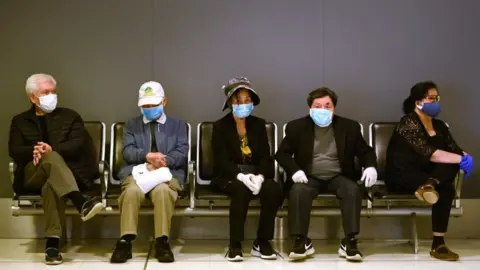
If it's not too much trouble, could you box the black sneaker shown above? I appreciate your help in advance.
[80,197,104,221]
[155,237,174,263]
[110,239,133,263]
[251,239,278,260]
[226,242,243,262]
[288,236,315,261]
[338,238,363,262]
[45,247,63,265]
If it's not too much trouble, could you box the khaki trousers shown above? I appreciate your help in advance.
[119,176,180,238]
[23,151,80,237]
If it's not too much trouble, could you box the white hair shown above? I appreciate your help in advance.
[25,73,57,95]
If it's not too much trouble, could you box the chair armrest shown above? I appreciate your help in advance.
[188,160,196,208]
[9,161,16,184]
[98,160,110,201]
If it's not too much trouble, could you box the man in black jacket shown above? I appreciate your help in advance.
[8,73,103,265]
[275,87,378,262]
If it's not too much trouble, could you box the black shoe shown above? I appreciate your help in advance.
[226,242,243,262]
[155,237,174,263]
[338,238,363,262]
[80,196,104,221]
[251,239,278,260]
[288,236,315,261]
[110,239,133,263]
[45,247,63,265]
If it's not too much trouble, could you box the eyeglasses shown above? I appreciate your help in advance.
[425,95,440,102]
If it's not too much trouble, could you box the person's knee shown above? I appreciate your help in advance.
[121,185,144,201]
[339,181,362,198]
[41,151,63,163]
[289,183,311,199]
[260,179,283,205]
[230,181,253,199]
[151,183,176,201]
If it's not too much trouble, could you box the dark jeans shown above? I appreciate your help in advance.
[217,178,283,243]
[388,163,459,233]
[288,174,362,238]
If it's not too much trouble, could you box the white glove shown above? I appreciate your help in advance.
[250,175,264,195]
[237,173,256,192]
[292,170,308,184]
[361,167,378,187]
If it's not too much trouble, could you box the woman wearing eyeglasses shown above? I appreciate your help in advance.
[211,77,283,262]
[385,81,474,261]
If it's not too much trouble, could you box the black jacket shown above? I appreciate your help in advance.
[8,106,99,194]
[386,112,463,183]
[211,113,274,188]
[275,115,377,192]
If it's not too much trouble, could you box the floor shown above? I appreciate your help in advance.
[0,239,479,269]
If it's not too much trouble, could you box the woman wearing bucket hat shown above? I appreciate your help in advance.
[211,77,283,262]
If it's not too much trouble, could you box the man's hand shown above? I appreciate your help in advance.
[147,152,167,169]
[36,142,53,154]
[146,163,156,171]
[33,142,52,166]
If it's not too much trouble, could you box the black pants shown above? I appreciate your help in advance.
[218,178,283,243]
[288,175,362,238]
[388,163,459,233]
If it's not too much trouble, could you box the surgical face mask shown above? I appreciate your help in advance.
[232,103,254,118]
[141,105,164,121]
[417,102,441,118]
[310,108,333,127]
[37,94,58,113]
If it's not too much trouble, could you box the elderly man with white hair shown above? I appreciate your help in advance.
[8,73,104,265]
[110,81,188,264]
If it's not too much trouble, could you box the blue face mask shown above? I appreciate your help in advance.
[419,102,441,118]
[141,105,164,121]
[310,108,333,127]
[232,103,254,118]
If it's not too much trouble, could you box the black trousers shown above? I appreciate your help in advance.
[217,178,283,243]
[288,175,362,238]
[388,163,459,233]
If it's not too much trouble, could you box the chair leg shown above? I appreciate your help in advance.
[410,213,419,254]
[274,217,284,240]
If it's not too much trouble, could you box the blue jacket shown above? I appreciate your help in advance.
[118,115,189,185]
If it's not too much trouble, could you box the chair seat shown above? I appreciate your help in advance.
[315,193,337,199]
[16,195,42,201]
[374,192,417,200]
[372,183,417,200]
[196,185,229,200]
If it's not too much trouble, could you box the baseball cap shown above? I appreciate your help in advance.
[138,81,165,106]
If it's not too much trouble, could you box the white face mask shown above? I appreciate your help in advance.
[37,94,58,113]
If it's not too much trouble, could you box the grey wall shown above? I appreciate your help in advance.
[1,0,479,199]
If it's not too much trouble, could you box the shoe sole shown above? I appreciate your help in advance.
[288,247,315,261]
[429,252,459,261]
[227,255,243,262]
[81,202,104,221]
[251,250,277,260]
[110,254,133,263]
[415,190,439,204]
[338,248,363,262]
[45,259,63,265]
